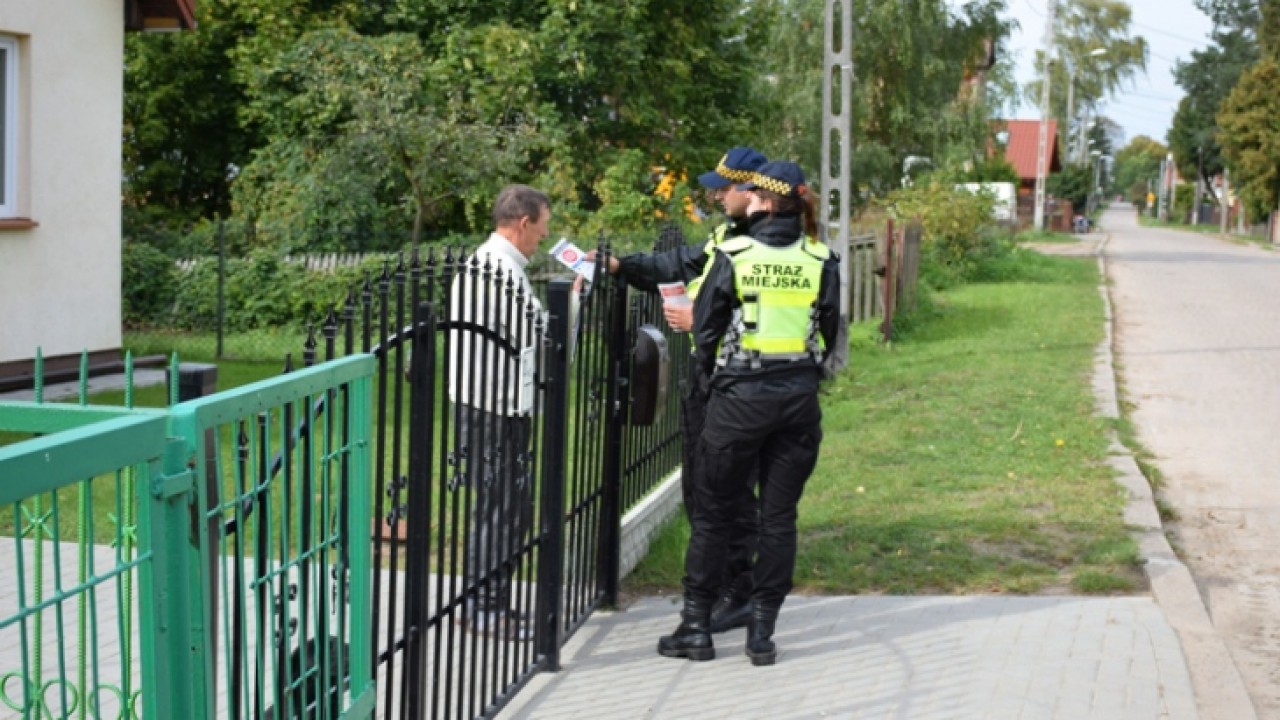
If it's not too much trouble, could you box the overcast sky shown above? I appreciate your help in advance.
[1000,0,1215,147]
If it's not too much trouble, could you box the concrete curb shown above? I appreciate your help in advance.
[618,468,682,580]
[1092,232,1257,720]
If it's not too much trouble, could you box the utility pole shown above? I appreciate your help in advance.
[1078,105,1090,165]
[822,0,853,366]
[1064,58,1074,162]
[1160,152,1174,222]
[1155,159,1166,221]
[1033,0,1058,231]
[1221,167,1230,235]
[1194,145,1205,224]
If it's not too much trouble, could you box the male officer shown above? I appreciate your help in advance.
[598,147,767,635]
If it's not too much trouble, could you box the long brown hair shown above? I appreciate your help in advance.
[755,189,819,239]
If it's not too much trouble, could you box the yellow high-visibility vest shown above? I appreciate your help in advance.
[686,222,731,302]
[715,235,829,364]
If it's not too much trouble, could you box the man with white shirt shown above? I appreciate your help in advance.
[449,184,551,641]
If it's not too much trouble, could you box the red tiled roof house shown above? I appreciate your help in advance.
[994,119,1072,230]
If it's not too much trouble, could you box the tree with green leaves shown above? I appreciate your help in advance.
[1215,0,1280,220]
[1111,135,1166,204]
[124,0,765,247]
[747,0,1013,197]
[124,1,257,228]
[123,0,1019,249]
[380,0,764,216]
[1168,0,1258,195]
[124,0,384,239]
[1217,58,1280,220]
[1025,0,1147,166]
[233,27,540,249]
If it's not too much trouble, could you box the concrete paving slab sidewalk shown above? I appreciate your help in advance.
[499,595,1197,720]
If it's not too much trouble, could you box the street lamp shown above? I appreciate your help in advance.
[901,155,931,187]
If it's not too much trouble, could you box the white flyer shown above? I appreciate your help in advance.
[550,237,597,281]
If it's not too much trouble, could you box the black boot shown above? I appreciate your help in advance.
[745,607,778,666]
[708,589,753,634]
[657,600,715,661]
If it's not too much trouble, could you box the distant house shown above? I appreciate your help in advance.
[994,119,1063,194]
[0,1,194,384]
[993,119,1071,230]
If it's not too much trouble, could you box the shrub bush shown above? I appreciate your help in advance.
[878,182,1004,288]
[122,240,177,327]
[1173,184,1196,223]
[167,251,391,331]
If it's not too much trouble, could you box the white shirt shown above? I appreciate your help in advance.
[448,233,544,416]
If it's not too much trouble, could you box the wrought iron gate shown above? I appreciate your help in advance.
[307,227,690,720]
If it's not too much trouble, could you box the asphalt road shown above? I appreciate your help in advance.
[1105,204,1280,718]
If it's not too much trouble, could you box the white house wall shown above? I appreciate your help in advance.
[0,0,124,364]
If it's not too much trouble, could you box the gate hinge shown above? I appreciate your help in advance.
[152,469,194,499]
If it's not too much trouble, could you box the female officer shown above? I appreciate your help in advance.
[657,160,840,666]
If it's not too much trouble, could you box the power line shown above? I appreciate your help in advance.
[1131,21,1209,47]
[1102,101,1179,120]
[1120,89,1182,102]
[1106,103,1177,118]
[1146,47,1256,69]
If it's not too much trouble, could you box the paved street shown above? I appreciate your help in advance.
[1105,206,1280,717]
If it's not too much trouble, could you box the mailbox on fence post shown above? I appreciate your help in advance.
[169,362,218,402]
[629,324,669,426]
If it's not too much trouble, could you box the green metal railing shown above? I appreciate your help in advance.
[0,409,163,720]
[0,354,375,719]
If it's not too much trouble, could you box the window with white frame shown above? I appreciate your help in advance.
[0,34,17,217]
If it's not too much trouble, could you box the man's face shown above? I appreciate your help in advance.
[515,205,551,258]
[718,183,752,218]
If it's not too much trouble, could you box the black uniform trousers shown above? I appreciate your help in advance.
[679,357,758,597]
[683,389,822,611]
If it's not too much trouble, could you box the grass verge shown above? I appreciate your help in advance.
[1015,229,1081,244]
[627,248,1143,596]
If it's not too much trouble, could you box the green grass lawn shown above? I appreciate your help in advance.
[627,248,1143,596]
[125,327,309,364]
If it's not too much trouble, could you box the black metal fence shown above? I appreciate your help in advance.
[295,227,688,719]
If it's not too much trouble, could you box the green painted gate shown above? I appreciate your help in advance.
[0,355,375,719]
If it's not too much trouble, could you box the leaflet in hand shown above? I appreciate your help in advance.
[550,238,596,281]
[658,282,691,307]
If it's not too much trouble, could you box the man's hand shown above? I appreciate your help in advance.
[663,303,693,333]
[585,250,620,275]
